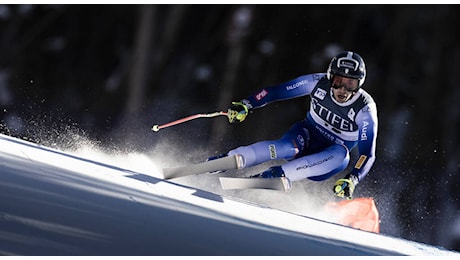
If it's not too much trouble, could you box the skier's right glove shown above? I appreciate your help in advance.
[227,101,250,124]
[333,174,359,200]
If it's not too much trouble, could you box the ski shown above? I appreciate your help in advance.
[219,176,292,191]
[162,154,244,179]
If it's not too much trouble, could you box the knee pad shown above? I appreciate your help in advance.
[282,122,310,157]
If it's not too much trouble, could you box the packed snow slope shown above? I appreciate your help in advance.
[0,133,457,256]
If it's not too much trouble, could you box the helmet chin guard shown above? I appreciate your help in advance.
[327,51,366,88]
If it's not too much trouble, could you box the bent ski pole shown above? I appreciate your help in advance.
[152,111,228,132]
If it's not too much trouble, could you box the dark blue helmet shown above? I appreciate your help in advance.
[327,51,366,87]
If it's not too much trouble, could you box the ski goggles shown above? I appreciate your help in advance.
[331,84,357,93]
[331,75,358,93]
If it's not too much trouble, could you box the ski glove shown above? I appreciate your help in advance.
[227,101,250,124]
[333,174,359,200]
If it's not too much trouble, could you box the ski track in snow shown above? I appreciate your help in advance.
[0,133,458,256]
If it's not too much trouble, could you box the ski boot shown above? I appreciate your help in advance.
[206,153,228,162]
[251,166,285,178]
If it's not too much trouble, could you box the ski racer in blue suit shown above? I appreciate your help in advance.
[221,51,378,200]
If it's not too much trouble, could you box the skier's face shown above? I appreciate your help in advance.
[331,75,359,103]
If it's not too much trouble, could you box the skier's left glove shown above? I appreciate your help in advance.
[227,101,250,124]
[333,174,359,200]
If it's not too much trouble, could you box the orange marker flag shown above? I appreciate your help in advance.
[325,197,380,233]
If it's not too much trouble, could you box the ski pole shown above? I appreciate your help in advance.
[152,111,228,132]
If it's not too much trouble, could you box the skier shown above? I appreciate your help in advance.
[213,51,378,200]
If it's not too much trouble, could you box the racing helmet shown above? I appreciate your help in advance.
[327,51,366,88]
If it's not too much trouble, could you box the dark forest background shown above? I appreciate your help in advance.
[0,4,459,252]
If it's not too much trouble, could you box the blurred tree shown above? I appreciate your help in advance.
[209,6,254,147]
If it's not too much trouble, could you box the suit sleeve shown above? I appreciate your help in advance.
[350,101,378,182]
[242,73,324,109]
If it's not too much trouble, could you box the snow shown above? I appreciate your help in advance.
[0,133,458,256]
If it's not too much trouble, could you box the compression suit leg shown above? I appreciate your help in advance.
[281,144,350,182]
[227,121,309,168]
[227,119,349,181]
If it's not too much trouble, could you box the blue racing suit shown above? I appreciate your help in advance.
[228,73,378,183]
